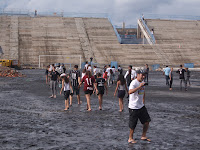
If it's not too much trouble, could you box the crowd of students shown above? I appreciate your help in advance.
[45,62,151,143]
[45,62,149,112]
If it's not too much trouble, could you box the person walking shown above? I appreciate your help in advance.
[60,76,73,110]
[79,71,97,111]
[163,66,171,86]
[114,74,128,112]
[144,64,149,83]
[128,70,151,144]
[111,66,116,84]
[176,65,187,91]
[45,65,50,84]
[106,65,112,87]
[95,73,108,110]
[69,65,81,105]
[118,65,123,74]
[49,67,60,98]
[185,68,191,86]
[169,68,173,90]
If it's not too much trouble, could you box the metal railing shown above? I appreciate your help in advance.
[108,18,122,44]
[140,17,156,44]
[144,14,200,21]
[0,9,109,18]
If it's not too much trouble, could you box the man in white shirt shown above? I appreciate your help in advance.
[124,65,137,81]
[84,61,89,70]
[128,70,151,144]
[106,65,112,87]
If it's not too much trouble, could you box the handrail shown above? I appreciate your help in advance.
[140,17,156,44]
[0,9,109,18]
[144,14,200,21]
[108,18,122,44]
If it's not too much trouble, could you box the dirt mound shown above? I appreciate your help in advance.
[0,66,25,77]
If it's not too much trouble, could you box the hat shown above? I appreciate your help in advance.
[136,69,145,74]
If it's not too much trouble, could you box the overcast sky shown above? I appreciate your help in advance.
[1,0,200,27]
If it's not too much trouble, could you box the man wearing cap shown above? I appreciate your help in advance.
[128,70,151,144]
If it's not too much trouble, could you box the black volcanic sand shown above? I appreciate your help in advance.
[0,70,200,150]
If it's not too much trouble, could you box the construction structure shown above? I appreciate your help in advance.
[0,12,200,69]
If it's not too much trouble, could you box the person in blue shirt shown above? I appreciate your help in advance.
[163,66,171,86]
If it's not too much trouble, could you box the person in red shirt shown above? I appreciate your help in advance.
[79,71,97,111]
[103,71,108,81]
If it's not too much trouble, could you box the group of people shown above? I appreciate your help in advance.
[44,62,154,143]
[163,65,191,91]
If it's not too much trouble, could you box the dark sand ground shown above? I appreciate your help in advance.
[0,70,200,150]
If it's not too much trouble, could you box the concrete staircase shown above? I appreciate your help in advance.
[1,16,200,68]
[75,18,94,62]
[146,19,200,66]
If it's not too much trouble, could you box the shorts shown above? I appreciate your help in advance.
[84,90,93,95]
[118,90,125,98]
[97,89,104,95]
[70,86,80,96]
[129,106,151,129]
[64,90,70,100]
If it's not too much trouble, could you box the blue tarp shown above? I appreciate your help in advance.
[152,64,160,71]
[111,61,118,68]
[184,63,194,68]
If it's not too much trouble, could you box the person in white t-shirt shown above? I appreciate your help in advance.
[128,70,151,144]
[85,61,89,70]
[87,64,92,72]
[106,65,112,87]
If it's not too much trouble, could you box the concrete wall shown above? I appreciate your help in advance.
[0,16,199,68]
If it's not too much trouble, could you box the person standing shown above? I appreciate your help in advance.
[163,66,171,86]
[185,68,191,86]
[60,76,73,110]
[85,61,89,70]
[118,65,123,74]
[106,65,112,87]
[128,70,151,144]
[176,65,187,91]
[144,64,149,83]
[124,65,137,88]
[45,65,50,84]
[49,67,60,98]
[114,74,128,112]
[169,68,173,90]
[79,71,97,111]
[93,66,98,79]
[95,73,108,110]
[69,65,81,105]
[111,66,116,84]
[103,65,107,73]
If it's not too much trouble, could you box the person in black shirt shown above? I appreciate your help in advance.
[176,65,187,91]
[186,68,191,86]
[144,64,149,83]
[45,65,49,84]
[95,73,108,110]
[169,68,173,90]
[69,65,81,105]
[49,67,60,98]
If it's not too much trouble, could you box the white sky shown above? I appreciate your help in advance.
[1,0,200,27]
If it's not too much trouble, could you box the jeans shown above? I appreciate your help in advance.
[180,79,187,90]
[165,75,169,85]
[170,78,173,88]
[50,80,57,95]
[144,73,148,83]
[186,76,191,86]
